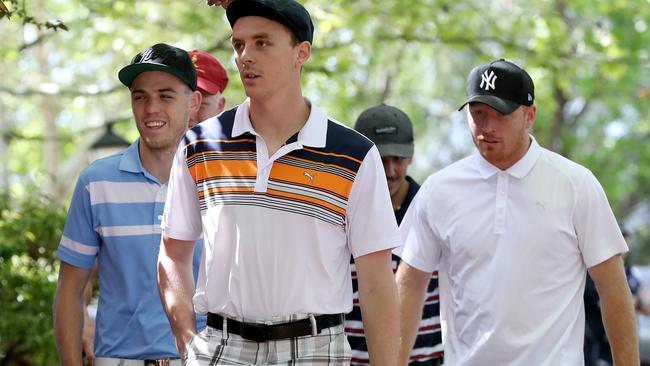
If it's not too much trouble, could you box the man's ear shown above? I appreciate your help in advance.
[189,90,202,115]
[217,96,226,114]
[525,104,537,130]
[295,41,311,67]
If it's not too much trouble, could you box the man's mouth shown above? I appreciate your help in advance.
[478,135,498,143]
[145,120,166,128]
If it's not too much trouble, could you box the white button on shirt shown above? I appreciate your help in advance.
[400,137,628,365]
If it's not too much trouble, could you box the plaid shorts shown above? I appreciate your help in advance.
[184,318,351,365]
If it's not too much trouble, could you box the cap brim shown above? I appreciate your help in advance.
[457,95,520,115]
[197,78,222,95]
[376,143,414,158]
[118,63,195,90]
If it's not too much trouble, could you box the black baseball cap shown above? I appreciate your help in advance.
[226,0,314,44]
[458,59,534,115]
[355,104,414,158]
[118,43,197,91]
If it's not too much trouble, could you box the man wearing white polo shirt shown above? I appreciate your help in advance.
[157,0,400,365]
[396,59,639,365]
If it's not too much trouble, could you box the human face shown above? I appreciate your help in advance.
[382,156,412,198]
[231,16,310,100]
[467,102,536,170]
[189,90,225,127]
[130,70,199,152]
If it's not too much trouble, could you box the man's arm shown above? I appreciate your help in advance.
[53,262,92,366]
[157,235,197,355]
[395,261,430,366]
[589,254,639,365]
[81,260,98,365]
[355,249,399,366]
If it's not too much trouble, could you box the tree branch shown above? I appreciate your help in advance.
[0,85,122,97]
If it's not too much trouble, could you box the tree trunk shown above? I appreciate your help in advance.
[37,41,60,200]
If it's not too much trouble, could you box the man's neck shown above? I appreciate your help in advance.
[392,178,410,210]
[138,143,176,183]
[248,91,310,156]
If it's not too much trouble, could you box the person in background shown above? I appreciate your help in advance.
[157,0,400,364]
[396,58,639,365]
[187,50,229,127]
[53,43,202,366]
[348,104,443,365]
[584,227,641,365]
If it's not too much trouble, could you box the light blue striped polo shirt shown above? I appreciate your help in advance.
[57,140,204,360]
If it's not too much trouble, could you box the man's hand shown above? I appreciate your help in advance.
[207,0,231,9]
[81,311,95,365]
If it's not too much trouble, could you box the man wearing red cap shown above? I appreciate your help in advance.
[188,50,229,128]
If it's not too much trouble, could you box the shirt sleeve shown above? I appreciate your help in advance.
[399,177,440,273]
[57,174,100,269]
[346,145,401,258]
[161,141,203,241]
[574,171,628,268]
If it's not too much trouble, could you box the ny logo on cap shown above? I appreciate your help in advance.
[480,70,497,91]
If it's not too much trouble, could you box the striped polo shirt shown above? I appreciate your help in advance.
[57,141,204,359]
[346,176,443,365]
[163,99,402,319]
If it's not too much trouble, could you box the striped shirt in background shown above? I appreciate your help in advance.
[346,176,443,365]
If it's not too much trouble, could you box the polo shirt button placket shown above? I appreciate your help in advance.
[494,172,509,234]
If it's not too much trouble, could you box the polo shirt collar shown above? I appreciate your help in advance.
[475,135,542,179]
[117,139,162,183]
[231,98,327,148]
[118,139,145,174]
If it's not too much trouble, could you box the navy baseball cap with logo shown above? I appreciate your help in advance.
[458,59,535,115]
[226,0,314,44]
[355,104,414,158]
[118,43,197,91]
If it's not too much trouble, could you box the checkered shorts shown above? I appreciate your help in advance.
[184,323,351,365]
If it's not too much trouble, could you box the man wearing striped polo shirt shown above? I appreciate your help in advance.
[53,43,202,366]
[158,0,400,365]
[349,104,443,366]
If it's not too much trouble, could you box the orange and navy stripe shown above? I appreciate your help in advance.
[181,107,373,227]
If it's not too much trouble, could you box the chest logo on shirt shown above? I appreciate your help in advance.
[304,171,316,184]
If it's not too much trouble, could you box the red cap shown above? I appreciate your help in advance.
[188,50,229,95]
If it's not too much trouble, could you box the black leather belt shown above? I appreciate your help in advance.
[207,312,344,342]
[144,360,176,366]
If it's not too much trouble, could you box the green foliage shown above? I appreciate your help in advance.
[0,192,66,365]
[0,0,67,31]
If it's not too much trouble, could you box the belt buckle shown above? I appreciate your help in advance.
[144,360,170,366]
[309,314,317,336]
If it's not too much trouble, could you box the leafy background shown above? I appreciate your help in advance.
[1,0,650,363]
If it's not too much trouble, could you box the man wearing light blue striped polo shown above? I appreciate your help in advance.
[53,43,203,366]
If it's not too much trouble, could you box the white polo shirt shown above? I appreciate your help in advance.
[400,137,627,365]
[162,99,401,320]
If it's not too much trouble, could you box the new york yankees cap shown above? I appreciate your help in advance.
[226,0,314,44]
[118,43,197,91]
[354,104,414,158]
[188,50,229,95]
[458,59,534,115]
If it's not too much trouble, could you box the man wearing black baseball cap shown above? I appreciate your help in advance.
[351,104,444,366]
[397,58,639,365]
[159,2,400,365]
[54,43,203,366]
